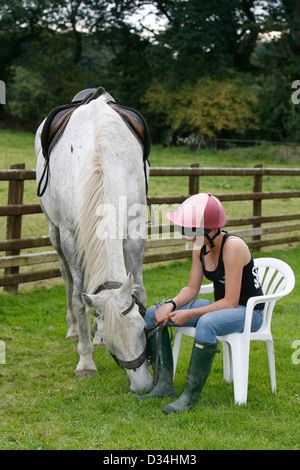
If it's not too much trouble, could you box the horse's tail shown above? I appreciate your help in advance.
[75,96,114,293]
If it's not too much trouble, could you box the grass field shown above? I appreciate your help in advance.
[0,246,299,450]
[0,130,299,450]
[1,129,300,238]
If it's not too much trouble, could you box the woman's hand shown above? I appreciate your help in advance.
[154,303,174,327]
[168,309,191,326]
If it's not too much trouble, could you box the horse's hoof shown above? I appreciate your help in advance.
[75,370,97,378]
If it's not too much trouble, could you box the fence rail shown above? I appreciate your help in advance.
[1,164,300,293]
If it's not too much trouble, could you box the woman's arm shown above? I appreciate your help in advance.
[168,239,249,326]
[154,248,203,326]
[173,247,204,306]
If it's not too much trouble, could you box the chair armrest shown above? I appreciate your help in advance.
[199,283,214,295]
[243,291,287,334]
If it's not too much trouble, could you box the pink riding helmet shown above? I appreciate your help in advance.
[166,193,226,230]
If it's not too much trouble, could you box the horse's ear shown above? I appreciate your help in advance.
[82,293,94,308]
[119,273,134,293]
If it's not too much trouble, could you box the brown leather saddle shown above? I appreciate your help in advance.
[38,87,150,197]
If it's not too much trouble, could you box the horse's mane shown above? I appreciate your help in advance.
[96,290,123,351]
[75,96,118,293]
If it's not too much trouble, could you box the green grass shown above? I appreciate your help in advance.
[1,129,300,237]
[0,245,299,450]
[0,129,48,240]
[0,130,299,449]
[0,129,36,170]
[147,144,300,224]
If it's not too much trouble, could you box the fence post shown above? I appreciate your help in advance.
[4,164,25,294]
[252,163,263,251]
[189,163,199,195]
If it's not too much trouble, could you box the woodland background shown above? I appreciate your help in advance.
[0,0,299,144]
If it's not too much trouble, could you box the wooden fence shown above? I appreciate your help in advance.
[1,163,300,293]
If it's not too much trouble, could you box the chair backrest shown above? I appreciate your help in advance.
[254,257,295,329]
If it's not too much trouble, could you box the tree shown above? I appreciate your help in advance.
[1,0,299,141]
[139,0,264,82]
[249,1,300,141]
[0,0,138,69]
[144,75,258,141]
[0,0,141,128]
[100,23,153,108]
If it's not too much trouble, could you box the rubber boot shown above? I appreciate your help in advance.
[162,340,220,414]
[137,326,177,400]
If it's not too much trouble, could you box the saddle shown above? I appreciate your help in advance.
[38,87,151,197]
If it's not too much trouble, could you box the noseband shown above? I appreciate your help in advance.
[94,282,148,371]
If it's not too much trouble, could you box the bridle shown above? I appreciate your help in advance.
[93,282,149,371]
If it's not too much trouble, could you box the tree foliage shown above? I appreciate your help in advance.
[0,0,299,142]
[145,76,258,139]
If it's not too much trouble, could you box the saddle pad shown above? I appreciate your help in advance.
[108,102,150,163]
[41,87,105,161]
[37,87,150,197]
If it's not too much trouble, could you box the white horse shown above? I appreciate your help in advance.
[35,91,153,393]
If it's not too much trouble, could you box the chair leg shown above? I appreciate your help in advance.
[230,338,250,405]
[266,339,276,394]
[172,330,183,380]
[222,341,233,383]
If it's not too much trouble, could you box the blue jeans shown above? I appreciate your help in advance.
[145,298,263,344]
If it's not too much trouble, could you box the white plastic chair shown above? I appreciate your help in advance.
[172,257,295,405]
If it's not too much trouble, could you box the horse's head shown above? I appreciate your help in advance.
[82,274,153,393]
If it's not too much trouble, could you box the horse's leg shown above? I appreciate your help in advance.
[123,238,147,307]
[48,223,78,339]
[59,258,78,339]
[72,286,97,377]
[59,227,97,377]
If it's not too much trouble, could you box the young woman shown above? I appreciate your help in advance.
[138,193,264,413]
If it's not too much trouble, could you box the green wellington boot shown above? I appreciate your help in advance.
[162,340,220,414]
[137,326,177,400]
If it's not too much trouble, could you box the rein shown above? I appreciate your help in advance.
[146,303,174,385]
[94,282,148,371]
[146,321,163,386]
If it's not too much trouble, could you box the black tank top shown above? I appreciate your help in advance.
[200,232,264,309]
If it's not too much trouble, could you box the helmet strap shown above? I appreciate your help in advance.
[203,228,221,253]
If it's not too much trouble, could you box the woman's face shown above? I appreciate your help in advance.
[186,235,205,249]
[186,229,216,247]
